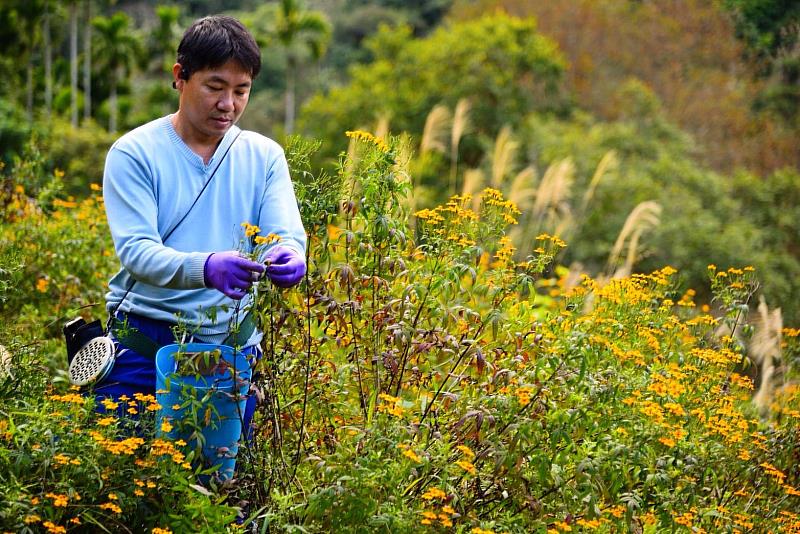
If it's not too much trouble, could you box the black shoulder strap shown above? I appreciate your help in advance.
[106,130,243,330]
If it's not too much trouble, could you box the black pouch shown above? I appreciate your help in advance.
[63,317,104,364]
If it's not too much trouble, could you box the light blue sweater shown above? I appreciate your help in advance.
[103,115,306,345]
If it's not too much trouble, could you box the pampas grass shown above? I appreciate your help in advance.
[606,200,662,278]
[490,126,520,188]
[450,98,471,193]
[751,296,783,417]
[375,114,391,141]
[581,150,617,212]
[461,168,485,211]
[420,104,451,155]
[532,158,574,224]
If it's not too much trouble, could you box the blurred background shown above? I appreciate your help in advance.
[1,0,799,323]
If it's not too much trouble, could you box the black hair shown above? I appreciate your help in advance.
[176,15,261,81]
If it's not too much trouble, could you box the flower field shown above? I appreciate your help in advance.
[1,134,799,533]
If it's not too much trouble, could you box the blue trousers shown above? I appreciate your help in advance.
[94,312,259,441]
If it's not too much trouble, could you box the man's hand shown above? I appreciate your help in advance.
[264,247,306,288]
[204,251,265,299]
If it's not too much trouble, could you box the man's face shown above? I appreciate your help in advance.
[174,59,252,144]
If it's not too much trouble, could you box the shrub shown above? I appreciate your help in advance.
[1,134,799,532]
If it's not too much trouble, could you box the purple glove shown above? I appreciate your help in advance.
[264,246,306,288]
[204,251,265,299]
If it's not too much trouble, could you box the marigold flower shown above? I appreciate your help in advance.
[42,521,66,534]
[422,487,447,500]
[456,444,475,459]
[456,459,477,475]
[255,233,282,245]
[659,437,676,448]
[673,512,693,526]
[100,501,122,514]
[403,449,422,463]
[345,130,390,153]
[241,222,261,237]
[45,492,68,507]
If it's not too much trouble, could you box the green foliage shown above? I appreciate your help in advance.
[519,93,800,324]
[1,132,800,533]
[730,167,800,321]
[0,97,31,166]
[0,179,116,341]
[725,0,800,59]
[300,12,568,159]
[724,0,800,123]
[36,117,117,195]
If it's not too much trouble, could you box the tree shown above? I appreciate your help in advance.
[11,0,45,122]
[43,0,53,117]
[147,5,182,75]
[83,0,91,121]
[92,12,142,133]
[725,0,800,124]
[257,0,331,134]
[300,13,566,161]
[69,0,78,127]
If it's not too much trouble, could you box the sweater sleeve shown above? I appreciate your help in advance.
[256,149,308,260]
[103,146,208,289]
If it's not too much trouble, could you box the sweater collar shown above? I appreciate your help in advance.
[163,115,241,171]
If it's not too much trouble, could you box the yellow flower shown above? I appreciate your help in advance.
[160,420,173,433]
[255,233,282,245]
[673,512,694,527]
[659,437,676,448]
[100,501,122,514]
[403,448,422,463]
[345,130,390,153]
[97,416,115,426]
[456,459,477,475]
[456,444,475,459]
[42,521,66,534]
[421,487,447,500]
[606,505,625,518]
[45,492,68,507]
[241,222,261,237]
[36,278,49,293]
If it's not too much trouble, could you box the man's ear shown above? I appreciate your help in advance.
[171,63,187,90]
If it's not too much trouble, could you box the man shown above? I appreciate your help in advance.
[98,15,306,437]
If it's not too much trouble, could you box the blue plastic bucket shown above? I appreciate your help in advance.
[155,343,252,480]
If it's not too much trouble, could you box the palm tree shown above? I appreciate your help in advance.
[82,0,91,121]
[14,0,44,122]
[43,0,52,117]
[271,0,331,134]
[69,0,78,127]
[148,5,181,75]
[92,12,141,133]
